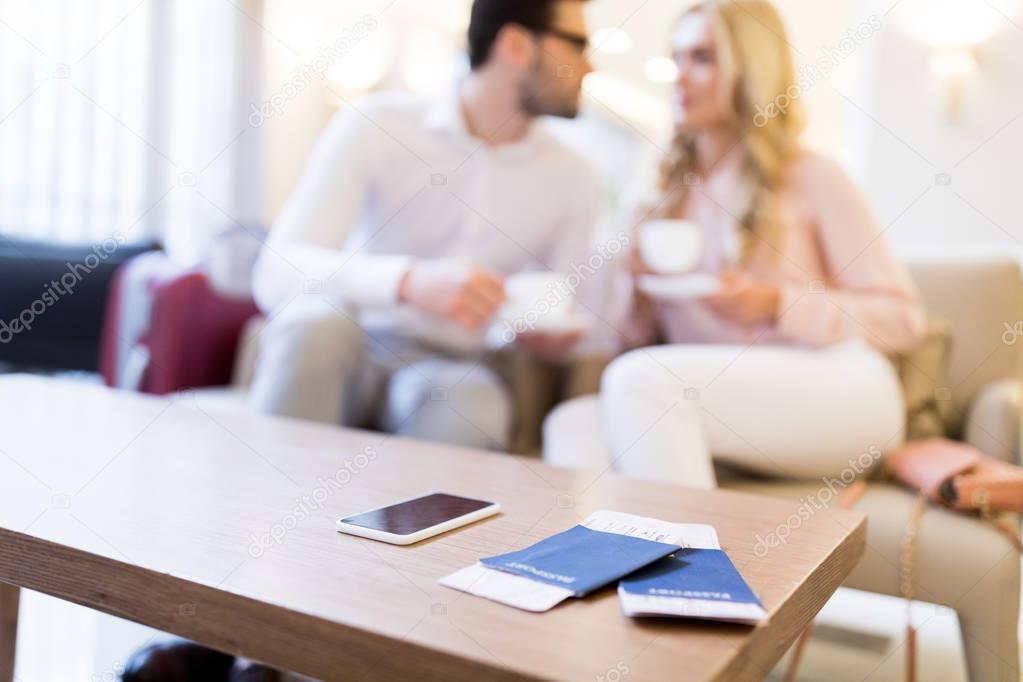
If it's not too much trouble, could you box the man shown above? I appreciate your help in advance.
[248,0,599,451]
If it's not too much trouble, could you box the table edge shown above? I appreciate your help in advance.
[709,511,867,681]
[0,527,546,682]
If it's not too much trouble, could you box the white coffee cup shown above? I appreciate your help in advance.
[638,220,702,274]
[502,271,573,325]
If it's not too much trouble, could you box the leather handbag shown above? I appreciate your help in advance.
[885,437,1023,514]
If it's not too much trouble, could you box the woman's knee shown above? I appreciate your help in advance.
[829,345,906,449]
[543,396,599,449]
[601,348,675,398]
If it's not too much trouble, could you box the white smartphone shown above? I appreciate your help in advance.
[335,492,500,545]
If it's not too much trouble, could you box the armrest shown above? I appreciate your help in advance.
[964,378,1022,463]
[230,316,267,389]
[103,251,262,395]
[140,270,259,395]
[101,251,189,389]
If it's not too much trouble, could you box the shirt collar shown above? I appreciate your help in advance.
[424,82,548,158]
[424,84,469,137]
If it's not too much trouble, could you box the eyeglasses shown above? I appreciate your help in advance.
[539,28,589,52]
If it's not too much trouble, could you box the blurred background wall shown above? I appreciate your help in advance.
[0,0,1019,259]
[260,0,1023,256]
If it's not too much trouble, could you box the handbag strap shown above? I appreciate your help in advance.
[898,493,927,682]
[898,493,1022,682]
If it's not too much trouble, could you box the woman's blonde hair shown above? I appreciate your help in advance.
[657,0,805,258]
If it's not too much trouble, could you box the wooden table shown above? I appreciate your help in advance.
[0,376,865,681]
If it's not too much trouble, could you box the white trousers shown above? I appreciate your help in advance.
[248,299,513,450]
[543,341,905,488]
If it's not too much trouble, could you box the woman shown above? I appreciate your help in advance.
[543,0,925,488]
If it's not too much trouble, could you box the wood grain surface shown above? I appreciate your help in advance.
[0,376,865,681]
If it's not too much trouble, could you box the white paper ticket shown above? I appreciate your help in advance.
[580,510,719,549]
[438,510,719,612]
[439,563,575,612]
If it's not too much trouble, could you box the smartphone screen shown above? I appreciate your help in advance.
[340,493,494,536]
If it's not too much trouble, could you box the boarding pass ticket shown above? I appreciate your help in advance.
[438,510,719,612]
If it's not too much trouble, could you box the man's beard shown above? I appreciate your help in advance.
[518,62,580,119]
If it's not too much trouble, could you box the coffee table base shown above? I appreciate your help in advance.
[0,583,18,682]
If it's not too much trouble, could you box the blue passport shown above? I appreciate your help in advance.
[618,548,766,623]
[480,525,680,596]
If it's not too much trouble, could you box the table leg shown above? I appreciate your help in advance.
[0,583,18,682]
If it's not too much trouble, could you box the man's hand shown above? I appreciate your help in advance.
[701,271,781,328]
[398,260,506,331]
[515,329,584,363]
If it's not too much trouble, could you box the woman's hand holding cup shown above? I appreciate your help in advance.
[701,270,781,327]
[636,220,703,275]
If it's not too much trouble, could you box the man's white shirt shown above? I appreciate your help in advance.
[253,87,600,354]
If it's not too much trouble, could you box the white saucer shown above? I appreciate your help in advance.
[637,273,720,301]
[516,310,591,334]
[486,311,590,347]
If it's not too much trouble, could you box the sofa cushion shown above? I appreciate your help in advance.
[906,255,1023,435]
[895,316,953,441]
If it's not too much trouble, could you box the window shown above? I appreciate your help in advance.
[0,0,263,261]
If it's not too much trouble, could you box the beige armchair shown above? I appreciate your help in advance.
[538,254,1022,682]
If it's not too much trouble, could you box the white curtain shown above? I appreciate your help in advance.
[0,0,263,263]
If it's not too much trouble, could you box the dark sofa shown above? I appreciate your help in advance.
[0,235,157,371]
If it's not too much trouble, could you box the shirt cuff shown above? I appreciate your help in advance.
[328,254,413,308]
